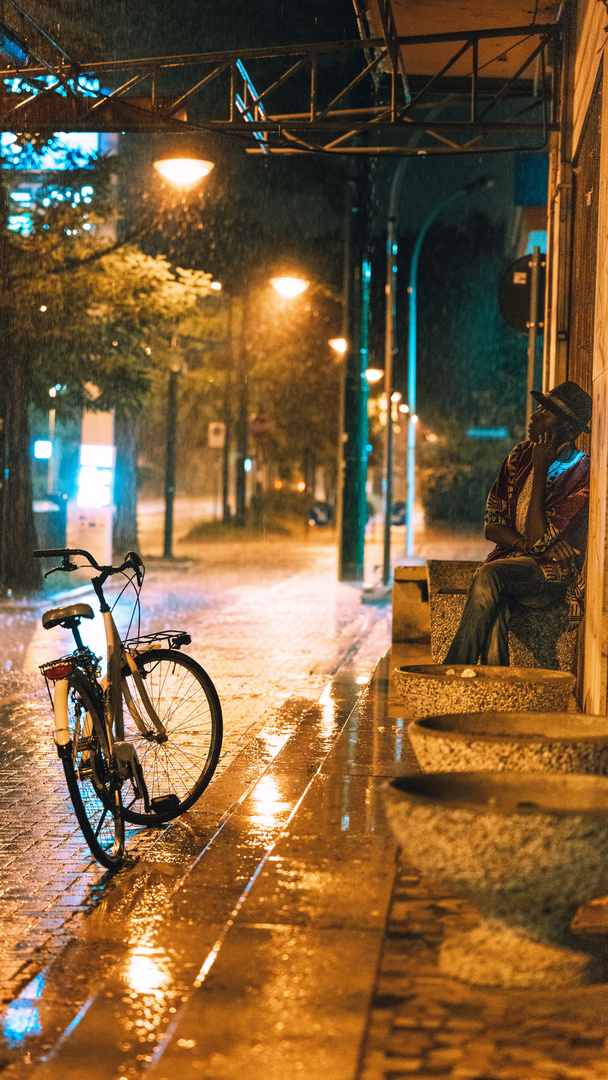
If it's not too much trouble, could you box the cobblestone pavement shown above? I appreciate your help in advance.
[360,864,608,1080]
[357,645,608,1080]
[0,537,390,1011]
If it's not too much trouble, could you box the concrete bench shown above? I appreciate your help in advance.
[426,559,578,672]
[391,562,431,643]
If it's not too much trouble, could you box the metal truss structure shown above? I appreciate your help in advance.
[0,1,560,156]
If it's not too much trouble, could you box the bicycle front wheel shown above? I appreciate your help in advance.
[60,674,125,871]
[120,649,222,825]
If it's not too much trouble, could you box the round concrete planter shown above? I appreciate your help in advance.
[394,664,575,720]
[408,712,608,775]
[384,772,608,988]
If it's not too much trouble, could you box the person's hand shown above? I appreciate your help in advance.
[531,429,561,469]
[545,539,580,567]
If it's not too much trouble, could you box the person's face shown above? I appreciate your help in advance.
[528,403,564,443]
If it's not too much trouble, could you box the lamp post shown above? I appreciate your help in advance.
[233,275,310,528]
[405,176,493,558]
[153,151,215,556]
[163,356,180,558]
[339,165,372,583]
[381,162,406,585]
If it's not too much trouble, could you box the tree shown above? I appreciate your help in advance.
[3,169,213,591]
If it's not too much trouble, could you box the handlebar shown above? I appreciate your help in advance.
[33,547,144,586]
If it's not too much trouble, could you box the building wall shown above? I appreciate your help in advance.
[547,0,608,711]
[585,53,608,714]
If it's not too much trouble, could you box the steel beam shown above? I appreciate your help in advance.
[0,20,560,155]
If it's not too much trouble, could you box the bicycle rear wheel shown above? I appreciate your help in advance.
[120,649,222,825]
[60,674,125,870]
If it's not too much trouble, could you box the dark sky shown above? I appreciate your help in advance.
[86,0,361,59]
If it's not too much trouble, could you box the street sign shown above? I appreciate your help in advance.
[249,414,270,439]
[309,501,334,526]
[498,254,546,335]
[208,422,226,448]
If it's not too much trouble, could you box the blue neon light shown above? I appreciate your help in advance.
[3,75,101,98]
[1,77,106,171]
[8,213,32,235]
[34,440,52,460]
[1,131,99,171]
[525,230,547,255]
[466,427,509,440]
[235,60,268,154]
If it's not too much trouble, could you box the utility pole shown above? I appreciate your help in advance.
[222,301,234,523]
[339,164,371,582]
[0,171,8,589]
[526,246,541,426]
[234,295,248,528]
[163,362,179,558]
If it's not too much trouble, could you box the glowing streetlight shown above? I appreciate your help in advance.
[270,276,309,298]
[365,368,384,384]
[153,152,214,555]
[210,280,222,291]
[153,156,214,191]
[329,337,347,355]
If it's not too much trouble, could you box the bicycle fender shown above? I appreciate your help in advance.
[53,678,71,746]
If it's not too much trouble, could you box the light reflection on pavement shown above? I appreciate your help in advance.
[0,536,391,1069]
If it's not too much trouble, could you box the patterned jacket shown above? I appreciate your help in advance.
[484,440,590,626]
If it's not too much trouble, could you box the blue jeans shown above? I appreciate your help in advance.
[443,557,566,666]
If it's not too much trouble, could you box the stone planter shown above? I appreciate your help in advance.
[394,664,575,720]
[384,772,608,988]
[408,712,608,775]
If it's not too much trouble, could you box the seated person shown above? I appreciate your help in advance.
[444,380,591,667]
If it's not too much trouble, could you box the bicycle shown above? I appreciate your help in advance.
[34,546,223,871]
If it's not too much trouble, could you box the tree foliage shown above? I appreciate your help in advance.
[2,167,214,590]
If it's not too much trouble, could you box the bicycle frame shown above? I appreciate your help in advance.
[36,544,221,861]
[100,608,167,740]
[50,607,168,756]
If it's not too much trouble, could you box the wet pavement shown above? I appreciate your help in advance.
[2,521,601,1080]
[0,534,393,1076]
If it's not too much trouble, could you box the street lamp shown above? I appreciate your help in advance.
[153,156,214,191]
[404,176,493,558]
[234,274,311,527]
[154,152,215,556]
[329,337,347,355]
[270,276,309,298]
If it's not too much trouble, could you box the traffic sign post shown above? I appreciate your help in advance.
[249,414,270,440]
[498,248,546,426]
[208,421,226,448]
[498,252,546,336]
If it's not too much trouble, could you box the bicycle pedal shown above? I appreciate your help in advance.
[150,794,181,815]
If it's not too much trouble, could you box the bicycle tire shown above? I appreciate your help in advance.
[120,649,222,825]
[60,674,125,870]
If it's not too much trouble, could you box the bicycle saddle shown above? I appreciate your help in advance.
[42,603,95,630]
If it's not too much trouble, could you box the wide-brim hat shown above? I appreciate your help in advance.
[530,380,592,435]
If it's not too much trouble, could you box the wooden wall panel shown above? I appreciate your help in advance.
[567,64,602,458]
[584,365,608,712]
[573,1,605,155]
[584,58,608,714]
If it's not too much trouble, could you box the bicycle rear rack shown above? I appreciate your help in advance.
[124,631,191,652]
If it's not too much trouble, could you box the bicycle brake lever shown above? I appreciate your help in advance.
[44,561,78,578]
